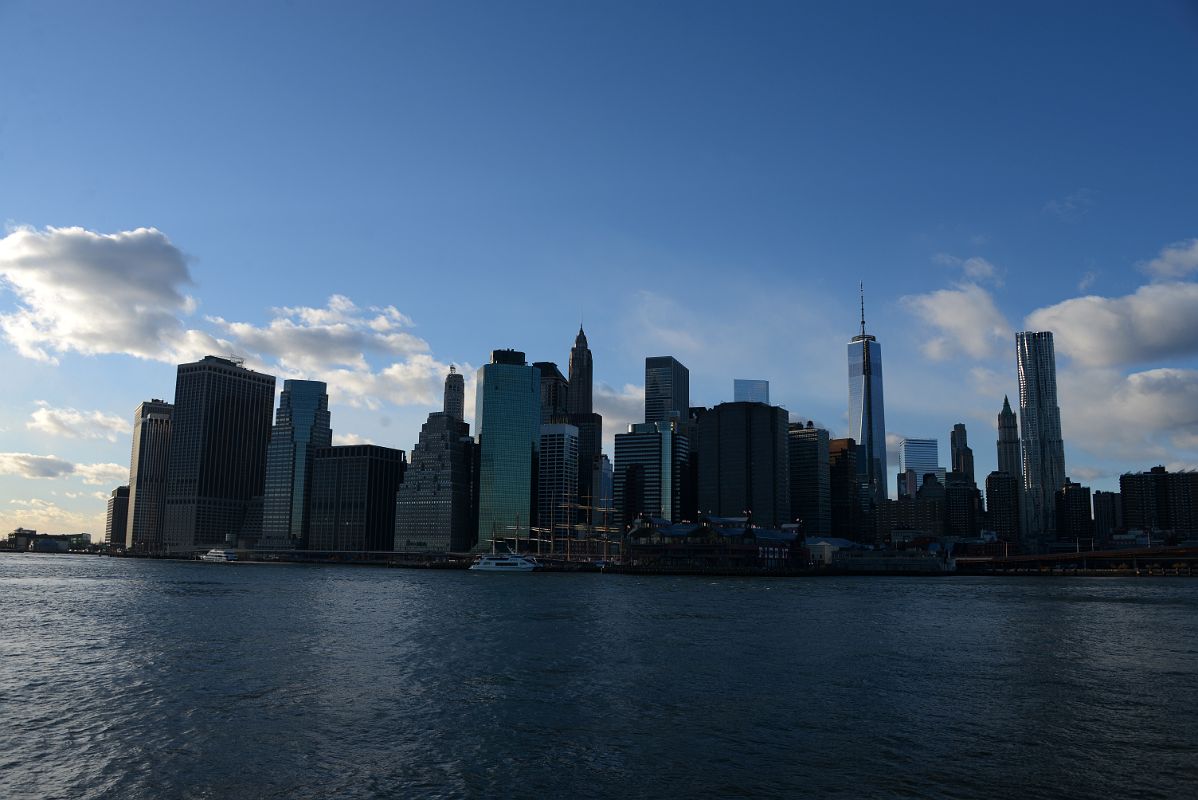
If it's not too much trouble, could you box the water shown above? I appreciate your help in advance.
[1,554,1196,799]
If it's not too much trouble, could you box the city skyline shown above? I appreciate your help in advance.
[3,3,1198,534]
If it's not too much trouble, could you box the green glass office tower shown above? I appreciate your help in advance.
[474,350,541,551]
[261,380,332,550]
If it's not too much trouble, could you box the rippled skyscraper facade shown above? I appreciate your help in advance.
[1017,331,1066,545]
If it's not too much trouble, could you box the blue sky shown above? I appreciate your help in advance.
[3,1,1198,532]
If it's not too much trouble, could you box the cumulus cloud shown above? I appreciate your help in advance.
[0,452,127,485]
[0,452,76,479]
[1025,281,1198,367]
[0,225,224,364]
[901,283,1013,360]
[1058,367,1198,463]
[27,402,127,442]
[207,295,428,375]
[3,497,101,533]
[1139,239,1198,280]
[594,382,645,450]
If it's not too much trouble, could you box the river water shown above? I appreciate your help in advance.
[1,554,1195,799]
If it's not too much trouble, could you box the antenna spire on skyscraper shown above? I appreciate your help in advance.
[859,282,866,336]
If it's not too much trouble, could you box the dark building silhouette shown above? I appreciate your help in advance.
[533,361,569,423]
[829,438,861,539]
[645,356,689,423]
[309,444,406,552]
[260,380,331,550]
[985,471,1021,543]
[394,411,476,552]
[1055,478,1093,543]
[443,365,465,422]
[567,326,592,417]
[997,396,1022,478]
[789,421,831,536]
[126,398,172,551]
[944,471,982,537]
[538,423,579,542]
[1092,490,1122,544]
[1120,466,1198,541]
[613,420,688,528]
[105,486,129,547]
[163,356,275,553]
[696,402,789,528]
[950,424,975,484]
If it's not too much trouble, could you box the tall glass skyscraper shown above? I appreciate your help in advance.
[645,356,689,423]
[848,295,887,504]
[1017,331,1066,544]
[898,438,942,497]
[261,380,332,550]
[538,423,579,542]
[163,356,275,552]
[474,350,541,551]
[126,398,172,551]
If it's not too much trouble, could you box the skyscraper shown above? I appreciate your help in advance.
[697,402,790,528]
[898,438,942,497]
[394,411,477,553]
[533,361,569,423]
[950,423,975,484]
[996,396,1021,478]
[474,350,541,550]
[126,398,172,551]
[645,356,689,423]
[613,420,689,528]
[984,471,1021,543]
[789,422,831,536]
[260,380,332,550]
[567,326,592,417]
[828,438,862,539]
[105,486,129,548]
[308,444,406,552]
[162,356,275,552]
[443,365,465,422]
[733,379,770,404]
[538,423,579,543]
[848,291,887,504]
[1016,331,1066,544]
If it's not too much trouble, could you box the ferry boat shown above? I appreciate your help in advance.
[199,548,238,563]
[469,553,539,572]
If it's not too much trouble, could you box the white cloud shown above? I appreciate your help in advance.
[594,382,645,451]
[1025,281,1198,367]
[901,282,1013,360]
[1058,367,1198,463]
[932,253,1002,284]
[0,225,224,364]
[0,452,126,485]
[1043,188,1094,221]
[75,462,129,486]
[1139,239,1198,280]
[3,497,102,534]
[0,452,76,479]
[207,295,429,376]
[332,432,373,446]
[27,402,127,442]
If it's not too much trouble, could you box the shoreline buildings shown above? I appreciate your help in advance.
[162,356,275,553]
[260,380,331,550]
[126,398,173,551]
[848,290,887,519]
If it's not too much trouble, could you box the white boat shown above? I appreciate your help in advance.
[199,548,238,563]
[469,553,539,572]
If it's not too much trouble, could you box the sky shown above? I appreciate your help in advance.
[2,0,1198,534]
